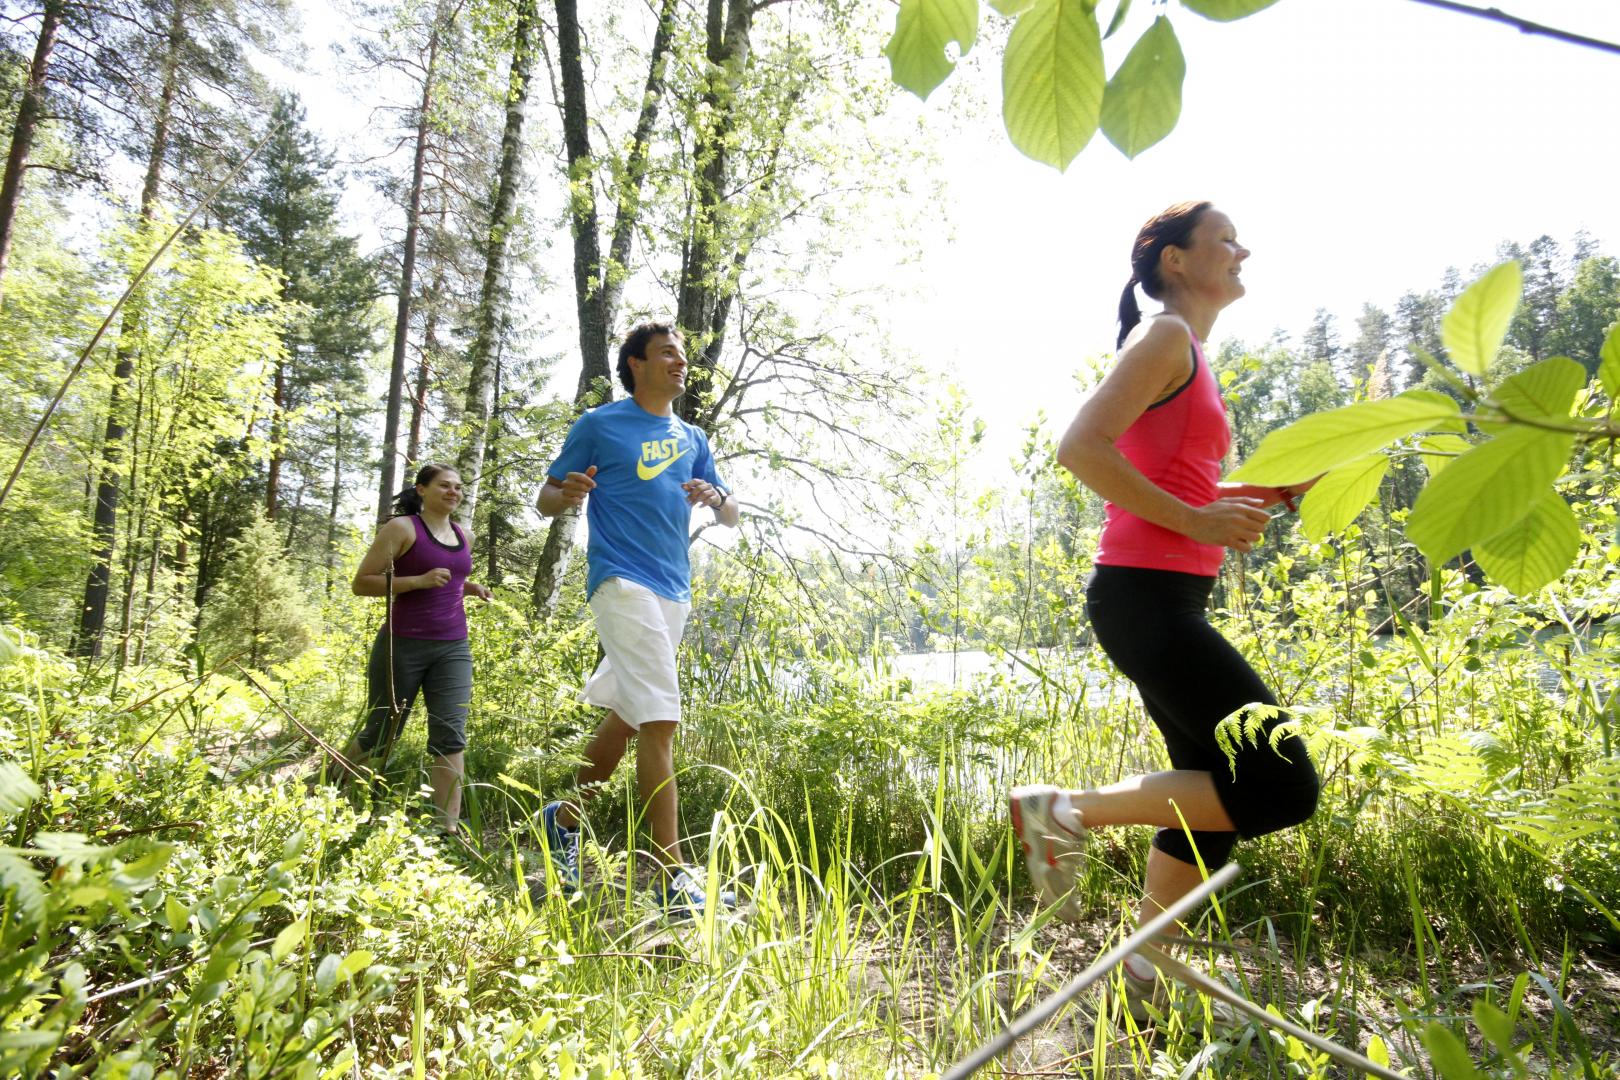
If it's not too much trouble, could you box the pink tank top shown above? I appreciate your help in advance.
[1095,330,1231,577]
[388,515,472,640]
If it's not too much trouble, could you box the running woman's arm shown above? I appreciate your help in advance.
[1217,476,1320,510]
[1057,319,1270,551]
[352,517,444,595]
[458,531,492,600]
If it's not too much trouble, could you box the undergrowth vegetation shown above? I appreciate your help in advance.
[3,517,1618,1077]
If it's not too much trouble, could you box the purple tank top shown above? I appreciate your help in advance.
[388,515,471,640]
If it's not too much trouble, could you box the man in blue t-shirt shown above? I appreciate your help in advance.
[535,321,741,918]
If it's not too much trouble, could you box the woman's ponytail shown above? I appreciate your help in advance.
[1117,277,1142,349]
[389,461,455,518]
[1119,200,1213,348]
[391,486,424,517]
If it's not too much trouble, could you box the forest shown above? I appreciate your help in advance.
[1,0,1618,1076]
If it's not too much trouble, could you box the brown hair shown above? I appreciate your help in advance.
[1117,200,1213,348]
[392,462,458,517]
[617,320,682,394]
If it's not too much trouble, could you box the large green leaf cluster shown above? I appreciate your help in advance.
[1231,259,1620,594]
[886,0,1280,169]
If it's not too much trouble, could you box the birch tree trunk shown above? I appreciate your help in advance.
[675,0,754,430]
[456,0,535,522]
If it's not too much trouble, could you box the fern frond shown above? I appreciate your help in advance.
[1214,703,1320,775]
[0,761,40,820]
[1493,758,1620,853]
[0,849,45,923]
[1386,732,1510,798]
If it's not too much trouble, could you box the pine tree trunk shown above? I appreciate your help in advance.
[282,480,306,554]
[193,490,232,626]
[484,346,502,585]
[267,354,287,519]
[326,409,343,596]
[136,527,161,666]
[406,297,437,468]
[0,0,63,303]
[554,0,607,395]
[115,388,145,670]
[456,0,535,522]
[378,7,445,524]
[531,0,675,617]
[74,0,182,658]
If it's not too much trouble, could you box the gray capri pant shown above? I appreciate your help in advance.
[359,629,473,757]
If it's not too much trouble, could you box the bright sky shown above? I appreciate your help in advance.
[882,0,1620,466]
[280,0,1620,487]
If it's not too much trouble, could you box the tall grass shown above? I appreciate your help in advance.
[2,533,1617,1075]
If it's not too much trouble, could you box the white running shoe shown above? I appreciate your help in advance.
[1112,952,1242,1030]
[1010,784,1087,920]
[1117,953,1161,1026]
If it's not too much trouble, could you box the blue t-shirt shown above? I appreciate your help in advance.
[547,397,727,603]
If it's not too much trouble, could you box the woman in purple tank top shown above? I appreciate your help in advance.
[1008,203,1323,1024]
[343,462,491,835]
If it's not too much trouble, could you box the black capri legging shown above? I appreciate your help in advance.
[358,629,473,757]
[1085,565,1319,869]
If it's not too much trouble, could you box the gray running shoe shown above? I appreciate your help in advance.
[1009,784,1087,920]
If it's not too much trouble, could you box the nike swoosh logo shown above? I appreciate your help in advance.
[636,447,689,481]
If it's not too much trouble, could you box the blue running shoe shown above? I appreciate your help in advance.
[655,867,737,921]
[539,802,580,890]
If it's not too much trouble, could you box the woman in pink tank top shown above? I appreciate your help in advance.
[1008,203,1322,1023]
[341,463,492,836]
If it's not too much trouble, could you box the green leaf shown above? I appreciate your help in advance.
[1100,17,1185,158]
[314,953,341,995]
[1418,433,1471,476]
[272,918,307,963]
[1002,0,1105,170]
[1367,1035,1391,1067]
[990,0,1037,13]
[1179,0,1281,21]
[336,949,373,982]
[1483,355,1585,429]
[1598,319,1620,398]
[34,833,101,861]
[1474,491,1581,593]
[0,851,45,923]
[1102,0,1132,37]
[1228,391,1463,485]
[1471,1000,1516,1059]
[1408,427,1574,565]
[1442,260,1521,377]
[1299,453,1387,540]
[165,893,190,933]
[885,0,979,99]
[0,762,40,819]
[1422,1022,1485,1079]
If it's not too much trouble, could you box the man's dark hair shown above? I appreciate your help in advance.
[616,320,681,393]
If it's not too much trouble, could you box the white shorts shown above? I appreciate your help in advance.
[582,577,691,729]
